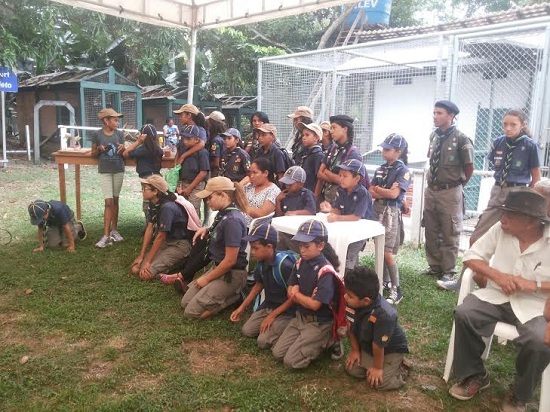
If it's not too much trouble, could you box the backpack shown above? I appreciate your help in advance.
[296,258,348,342]
[279,147,295,171]
[253,250,299,311]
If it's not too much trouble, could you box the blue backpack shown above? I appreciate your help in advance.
[253,250,298,310]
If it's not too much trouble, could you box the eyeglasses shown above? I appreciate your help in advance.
[142,187,154,192]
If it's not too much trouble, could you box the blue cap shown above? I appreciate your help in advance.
[380,133,407,150]
[28,200,49,225]
[292,219,328,242]
[279,166,306,185]
[435,100,460,115]
[181,125,201,139]
[222,128,242,140]
[337,159,366,178]
[243,222,279,243]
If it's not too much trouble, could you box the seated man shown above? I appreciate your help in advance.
[449,187,550,412]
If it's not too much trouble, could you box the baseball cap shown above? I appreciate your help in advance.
[380,133,407,150]
[337,159,366,178]
[174,103,200,115]
[196,176,236,198]
[287,106,313,119]
[292,219,328,242]
[140,124,157,139]
[254,123,277,138]
[222,128,242,140]
[181,125,201,139]
[329,114,354,125]
[498,187,550,222]
[28,200,49,225]
[139,174,169,195]
[243,222,278,243]
[206,110,225,122]
[279,166,306,185]
[434,100,460,115]
[297,122,322,140]
[320,121,331,131]
[98,108,123,120]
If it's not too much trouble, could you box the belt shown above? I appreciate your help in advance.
[302,314,332,323]
[428,181,461,191]
[495,182,528,188]
[375,199,398,206]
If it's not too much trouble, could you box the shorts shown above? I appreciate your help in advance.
[99,172,124,199]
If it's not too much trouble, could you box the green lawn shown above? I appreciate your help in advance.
[0,160,534,411]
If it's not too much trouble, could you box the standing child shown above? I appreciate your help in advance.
[344,266,410,390]
[320,121,334,156]
[163,117,179,145]
[369,134,411,305]
[28,200,86,253]
[252,124,286,183]
[272,219,341,369]
[220,128,250,183]
[230,223,296,349]
[287,106,314,165]
[176,125,210,219]
[320,159,373,271]
[296,122,324,193]
[89,108,126,248]
[206,110,226,178]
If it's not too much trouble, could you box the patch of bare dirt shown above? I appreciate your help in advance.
[83,360,114,380]
[181,338,270,377]
[122,373,162,392]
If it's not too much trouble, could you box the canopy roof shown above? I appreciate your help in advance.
[49,0,356,30]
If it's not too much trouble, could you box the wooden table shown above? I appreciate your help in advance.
[53,149,176,220]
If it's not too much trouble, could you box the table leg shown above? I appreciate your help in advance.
[374,234,385,293]
[58,164,67,204]
[75,164,81,220]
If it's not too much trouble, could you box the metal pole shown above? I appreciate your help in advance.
[187,28,197,104]
[1,91,7,166]
[26,124,31,161]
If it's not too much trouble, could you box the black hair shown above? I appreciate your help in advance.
[399,145,409,165]
[344,266,379,300]
[254,238,277,248]
[252,158,275,183]
[332,119,354,145]
[139,124,162,171]
[313,237,340,271]
[251,111,270,124]
[504,109,532,138]
[207,118,226,143]
[292,117,313,151]
[165,117,174,124]
[192,112,208,130]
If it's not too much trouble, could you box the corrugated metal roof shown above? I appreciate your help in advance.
[341,3,550,44]
[218,95,257,109]
[141,84,189,100]
[18,68,108,88]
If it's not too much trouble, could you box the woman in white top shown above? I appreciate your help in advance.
[242,157,281,226]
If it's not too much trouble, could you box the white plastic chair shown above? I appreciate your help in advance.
[443,268,550,410]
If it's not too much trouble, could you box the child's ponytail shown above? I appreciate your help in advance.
[315,237,340,271]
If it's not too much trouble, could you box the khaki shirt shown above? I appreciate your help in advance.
[426,127,474,184]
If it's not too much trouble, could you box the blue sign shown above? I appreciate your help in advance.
[0,68,18,92]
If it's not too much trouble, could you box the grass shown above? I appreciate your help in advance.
[0,159,537,411]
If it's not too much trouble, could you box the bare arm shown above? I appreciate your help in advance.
[463,163,474,185]
[287,285,322,311]
[195,246,239,288]
[245,200,276,219]
[529,167,542,187]
[62,223,75,252]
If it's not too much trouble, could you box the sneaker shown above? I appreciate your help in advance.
[499,391,526,412]
[383,281,392,292]
[436,277,461,292]
[386,287,404,305]
[421,267,442,277]
[109,230,124,242]
[330,339,344,360]
[76,220,87,240]
[95,235,112,248]
[449,372,490,401]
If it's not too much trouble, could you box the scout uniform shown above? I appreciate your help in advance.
[346,295,409,390]
[253,143,286,177]
[469,133,541,243]
[180,204,248,319]
[208,133,225,177]
[28,200,85,248]
[424,101,474,276]
[321,144,362,204]
[221,146,250,183]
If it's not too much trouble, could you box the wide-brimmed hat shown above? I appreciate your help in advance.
[287,106,313,119]
[98,108,123,120]
[320,121,331,132]
[206,111,225,122]
[254,123,277,138]
[297,122,322,140]
[174,104,199,115]
[139,174,169,195]
[243,222,278,243]
[292,219,328,243]
[280,166,306,185]
[28,200,50,225]
[196,177,235,198]
[498,187,550,222]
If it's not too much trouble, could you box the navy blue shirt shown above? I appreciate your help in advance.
[489,134,540,185]
[209,207,248,268]
[209,134,225,160]
[254,251,295,313]
[280,188,316,215]
[347,295,409,355]
[221,147,250,182]
[333,184,373,220]
[288,254,335,320]
[297,145,324,192]
[40,200,73,228]
[322,141,335,157]
[148,200,191,240]
[128,144,163,178]
[255,144,286,175]
[323,144,362,173]
[177,146,210,182]
[371,160,412,205]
